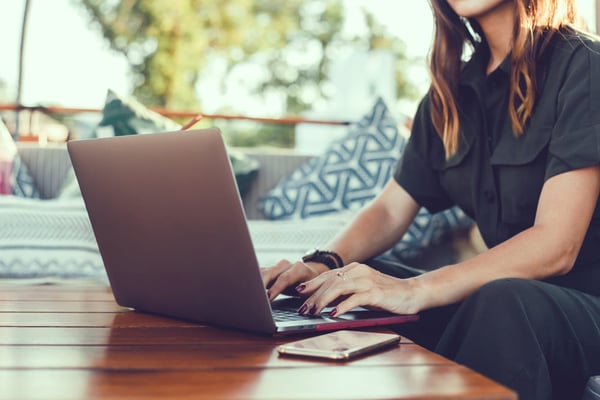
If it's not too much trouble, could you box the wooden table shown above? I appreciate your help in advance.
[0,282,516,400]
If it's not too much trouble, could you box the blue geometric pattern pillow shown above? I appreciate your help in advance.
[258,97,473,261]
[260,98,403,219]
[390,207,473,260]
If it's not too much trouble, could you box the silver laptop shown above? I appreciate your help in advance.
[67,128,418,335]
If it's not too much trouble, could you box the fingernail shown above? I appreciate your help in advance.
[298,304,308,315]
[309,304,318,315]
[330,307,338,317]
[295,284,306,293]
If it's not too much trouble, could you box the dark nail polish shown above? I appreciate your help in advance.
[309,304,317,315]
[298,304,308,315]
[330,307,338,317]
[295,284,306,293]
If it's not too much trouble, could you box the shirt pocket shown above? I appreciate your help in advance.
[434,136,476,215]
[490,128,552,226]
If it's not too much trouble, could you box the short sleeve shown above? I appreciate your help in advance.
[547,39,600,179]
[394,96,454,213]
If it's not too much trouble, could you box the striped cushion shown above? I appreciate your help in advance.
[0,196,106,280]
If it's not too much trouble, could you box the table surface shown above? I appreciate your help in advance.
[0,282,517,400]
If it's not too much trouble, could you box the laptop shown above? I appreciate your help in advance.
[67,128,419,335]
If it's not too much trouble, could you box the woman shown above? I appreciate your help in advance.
[262,0,600,398]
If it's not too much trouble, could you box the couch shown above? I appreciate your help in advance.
[1,141,481,281]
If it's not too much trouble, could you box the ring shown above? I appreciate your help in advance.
[336,270,345,280]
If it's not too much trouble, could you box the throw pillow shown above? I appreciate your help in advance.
[259,97,403,219]
[0,119,40,198]
[258,97,473,261]
[94,89,259,197]
[96,89,182,136]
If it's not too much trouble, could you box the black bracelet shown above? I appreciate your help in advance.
[302,250,344,270]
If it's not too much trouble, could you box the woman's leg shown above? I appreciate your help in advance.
[435,278,600,400]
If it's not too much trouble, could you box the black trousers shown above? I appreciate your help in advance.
[368,257,600,400]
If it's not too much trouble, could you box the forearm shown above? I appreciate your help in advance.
[414,224,580,310]
[323,181,420,265]
[412,166,600,311]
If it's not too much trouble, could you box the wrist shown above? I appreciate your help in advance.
[303,261,331,275]
[302,249,344,270]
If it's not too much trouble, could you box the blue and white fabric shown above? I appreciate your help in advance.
[259,98,473,261]
[260,97,403,219]
[0,196,106,280]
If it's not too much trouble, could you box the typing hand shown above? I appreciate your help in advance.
[260,259,329,301]
[295,263,421,317]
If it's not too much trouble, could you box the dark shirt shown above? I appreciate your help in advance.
[394,32,600,295]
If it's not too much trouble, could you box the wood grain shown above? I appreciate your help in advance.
[0,283,516,400]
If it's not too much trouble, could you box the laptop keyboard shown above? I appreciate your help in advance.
[272,308,322,322]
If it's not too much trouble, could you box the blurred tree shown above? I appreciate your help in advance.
[77,0,307,110]
[76,0,418,147]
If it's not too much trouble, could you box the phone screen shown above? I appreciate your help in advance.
[277,330,400,361]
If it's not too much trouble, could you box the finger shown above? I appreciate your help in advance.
[313,274,375,314]
[267,262,310,301]
[297,267,345,296]
[260,259,292,288]
[298,271,365,315]
[329,291,377,317]
[297,261,365,298]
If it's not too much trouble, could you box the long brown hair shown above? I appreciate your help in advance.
[429,0,580,158]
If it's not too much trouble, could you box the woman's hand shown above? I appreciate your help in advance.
[295,262,423,316]
[261,259,330,301]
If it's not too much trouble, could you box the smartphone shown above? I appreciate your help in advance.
[276,330,400,361]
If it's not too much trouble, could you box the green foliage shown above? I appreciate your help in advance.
[223,122,296,148]
[77,0,307,109]
[75,0,419,146]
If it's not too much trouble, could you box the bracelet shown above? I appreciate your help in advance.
[302,250,344,270]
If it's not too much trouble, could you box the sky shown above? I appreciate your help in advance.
[0,1,435,114]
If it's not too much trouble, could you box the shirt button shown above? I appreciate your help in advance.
[484,189,495,203]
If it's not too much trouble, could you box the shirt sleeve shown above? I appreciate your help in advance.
[546,39,600,179]
[394,96,454,213]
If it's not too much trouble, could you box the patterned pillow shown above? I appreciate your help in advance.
[259,97,402,218]
[0,196,106,280]
[0,119,40,198]
[96,89,181,137]
[258,97,473,261]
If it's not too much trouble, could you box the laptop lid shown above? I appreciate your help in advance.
[68,128,418,335]
[69,129,278,333]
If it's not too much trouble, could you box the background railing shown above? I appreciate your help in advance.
[0,103,352,143]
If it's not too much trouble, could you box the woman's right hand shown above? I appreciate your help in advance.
[260,259,330,301]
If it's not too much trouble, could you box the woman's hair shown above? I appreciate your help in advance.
[429,0,580,157]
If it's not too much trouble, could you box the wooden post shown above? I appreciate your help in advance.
[596,0,600,33]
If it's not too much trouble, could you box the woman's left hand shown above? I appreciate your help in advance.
[295,262,423,317]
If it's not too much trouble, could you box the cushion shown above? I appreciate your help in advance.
[96,89,181,137]
[0,119,40,198]
[259,97,402,219]
[0,196,106,280]
[94,89,259,197]
[258,97,473,261]
[583,376,600,400]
